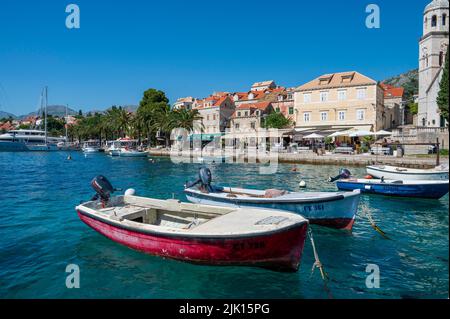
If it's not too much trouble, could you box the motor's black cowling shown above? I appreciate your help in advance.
[185,167,213,192]
[91,175,115,202]
[328,168,352,182]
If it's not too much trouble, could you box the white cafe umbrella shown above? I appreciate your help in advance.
[375,130,392,136]
[303,133,324,139]
[328,130,353,137]
[348,130,375,137]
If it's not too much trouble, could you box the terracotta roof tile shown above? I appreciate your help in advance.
[297,71,377,91]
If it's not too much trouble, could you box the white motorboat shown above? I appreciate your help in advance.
[82,140,101,153]
[119,148,148,157]
[367,164,449,181]
[76,175,309,271]
[184,168,361,230]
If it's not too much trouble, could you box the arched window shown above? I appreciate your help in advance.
[422,118,426,127]
[431,15,437,27]
[443,14,447,26]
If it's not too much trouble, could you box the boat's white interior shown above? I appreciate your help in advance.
[78,195,306,235]
[187,186,348,200]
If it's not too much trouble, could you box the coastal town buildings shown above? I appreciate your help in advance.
[418,0,449,127]
[293,71,386,134]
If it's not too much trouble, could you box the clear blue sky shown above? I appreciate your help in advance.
[0,0,429,115]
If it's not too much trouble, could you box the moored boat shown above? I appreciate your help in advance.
[184,168,361,230]
[118,148,148,157]
[82,140,101,153]
[366,164,448,181]
[336,178,449,199]
[76,176,309,271]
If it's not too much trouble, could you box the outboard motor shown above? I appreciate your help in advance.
[91,175,115,204]
[185,167,213,193]
[328,168,352,182]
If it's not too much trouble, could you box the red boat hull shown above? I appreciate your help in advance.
[77,211,308,271]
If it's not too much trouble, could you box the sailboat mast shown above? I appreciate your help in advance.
[44,86,48,144]
[65,104,68,141]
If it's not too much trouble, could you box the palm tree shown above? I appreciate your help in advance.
[171,109,202,132]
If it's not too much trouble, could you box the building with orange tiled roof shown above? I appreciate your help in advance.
[294,71,387,132]
[380,83,406,128]
[269,87,296,122]
[230,102,273,133]
[251,80,276,92]
[0,121,14,132]
[173,97,195,110]
[192,94,235,136]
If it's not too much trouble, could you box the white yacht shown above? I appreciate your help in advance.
[0,129,64,151]
[0,87,66,152]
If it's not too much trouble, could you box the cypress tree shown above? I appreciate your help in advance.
[437,50,449,125]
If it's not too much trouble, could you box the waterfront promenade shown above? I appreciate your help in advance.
[148,148,449,168]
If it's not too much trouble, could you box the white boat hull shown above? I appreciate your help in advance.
[367,165,448,181]
[83,147,100,153]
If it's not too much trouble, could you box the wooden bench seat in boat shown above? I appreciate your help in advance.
[191,208,300,235]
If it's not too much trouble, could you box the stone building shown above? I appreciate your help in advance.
[293,71,386,134]
[418,0,449,127]
[380,83,405,129]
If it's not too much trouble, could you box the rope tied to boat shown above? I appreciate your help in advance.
[308,227,328,281]
[307,227,333,299]
[361,206,390,239]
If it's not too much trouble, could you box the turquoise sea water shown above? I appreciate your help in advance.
[0,152,448,299]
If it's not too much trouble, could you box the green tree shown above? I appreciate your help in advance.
[407,101,418,115]
[261,112,292,129]
[437,50,449,125]
[137,89,170,146]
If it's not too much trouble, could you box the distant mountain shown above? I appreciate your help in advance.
[382,69,418,101]
[19,105,78,119]
[0,111,17,119]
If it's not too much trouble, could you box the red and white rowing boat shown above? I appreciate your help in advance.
[75,176,309,271]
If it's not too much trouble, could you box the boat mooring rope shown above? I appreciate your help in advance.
[307,228,333,299]
[360,206,390,239]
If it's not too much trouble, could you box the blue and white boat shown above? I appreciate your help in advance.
[184,168,361,230]
[336,178,449,199]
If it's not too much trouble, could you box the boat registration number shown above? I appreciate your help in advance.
[302,204,325,212]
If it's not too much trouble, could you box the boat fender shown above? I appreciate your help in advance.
[299,180,306,188]
[364,175,373,179]
[124,188,136,196]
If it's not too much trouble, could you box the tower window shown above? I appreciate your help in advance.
[431,15,437,27]
[443,14,447,26]
[439,51,444,66]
